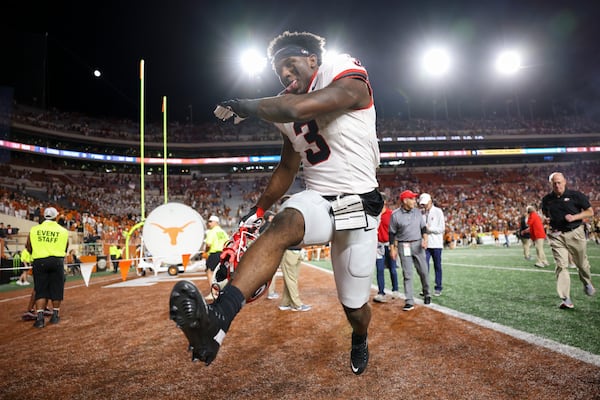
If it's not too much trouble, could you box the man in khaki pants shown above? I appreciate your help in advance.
[541,172,595,309]
[277,247,311,312]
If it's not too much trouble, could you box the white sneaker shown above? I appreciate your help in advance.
[267,293,279,300]
[278,305,292,311]
[373,294,388,303]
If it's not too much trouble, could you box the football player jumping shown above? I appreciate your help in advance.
[170,31,382,375]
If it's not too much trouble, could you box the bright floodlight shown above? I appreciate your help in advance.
[240,49,267,77]
[495,50,521,75]
[422,48,451,77]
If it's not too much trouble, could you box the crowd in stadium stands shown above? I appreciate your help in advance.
[377,114,600,138]
[1,158,599,253]
[2,102,599,252]
[8,103,600,151]
[9,104,282,146]
[383,163,600,245]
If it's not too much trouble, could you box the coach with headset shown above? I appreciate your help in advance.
[26,207,69,328]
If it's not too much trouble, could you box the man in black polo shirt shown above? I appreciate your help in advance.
[541,172,596,310]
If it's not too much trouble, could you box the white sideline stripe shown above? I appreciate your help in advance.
[446,263,551,273]
[447,250,600,260]
[102,268,282,288]
[303,262,600,368]
[445,262,600,277]
[102,268,284,288]
[104,274,207,288]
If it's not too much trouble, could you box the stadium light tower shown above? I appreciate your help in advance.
[422,47,451,119]
[494,49,523,118]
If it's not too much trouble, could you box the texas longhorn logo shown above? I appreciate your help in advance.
[150,221,196,245]
[142,202,205,265]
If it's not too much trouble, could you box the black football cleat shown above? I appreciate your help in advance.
[33,317,45,328]
[49,312,60,324]
[350,333,369,375]
[169,280,229,365]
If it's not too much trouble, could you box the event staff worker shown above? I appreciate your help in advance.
[109,244,122,274]
[204,215,229,298]
[25,207,69,328]
[541,172,596,310]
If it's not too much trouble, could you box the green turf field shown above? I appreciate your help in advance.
[310,242,600,356]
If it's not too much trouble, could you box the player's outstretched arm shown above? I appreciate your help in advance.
[214,76,371,124]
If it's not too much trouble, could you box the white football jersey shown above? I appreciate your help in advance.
[275,53,380,196]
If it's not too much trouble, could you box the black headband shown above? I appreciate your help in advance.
[271,45,310,64]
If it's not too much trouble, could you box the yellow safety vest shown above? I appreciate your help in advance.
[109,245,122,258]
[29,220,69,259]
[21,248,33,263]
[205,226,229,254]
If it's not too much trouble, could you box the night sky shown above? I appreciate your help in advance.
[3,0,600,123]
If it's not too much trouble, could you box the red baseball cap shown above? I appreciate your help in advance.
[399,190,419,201]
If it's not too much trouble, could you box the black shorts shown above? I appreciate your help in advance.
[206,252,222,271]
[32,256,65,301]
